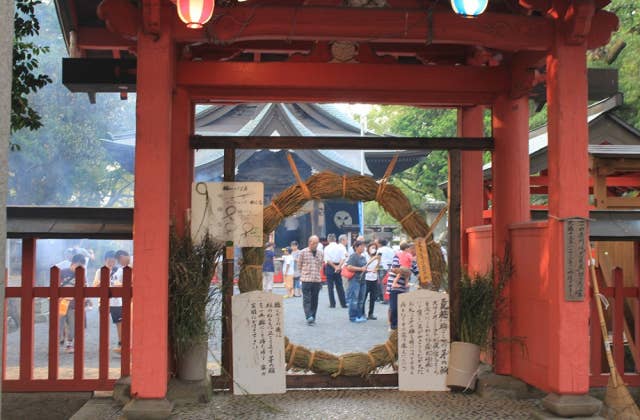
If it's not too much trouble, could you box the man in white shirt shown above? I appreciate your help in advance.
[377,239,395,303]
[323,233,347,308]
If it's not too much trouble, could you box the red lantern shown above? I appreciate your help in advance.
[176,0,215,29]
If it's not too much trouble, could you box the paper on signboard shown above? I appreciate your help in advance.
[232,291,286,395]
[191,182,264,247]
[398,289,450,391]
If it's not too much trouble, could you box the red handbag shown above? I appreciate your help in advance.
[340,266,356,279]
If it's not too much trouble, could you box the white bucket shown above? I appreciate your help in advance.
[177,341,208,382]
[446,341,481,391]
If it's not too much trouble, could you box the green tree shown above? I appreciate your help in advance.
[11,0,51,142]
[9,0,135,206]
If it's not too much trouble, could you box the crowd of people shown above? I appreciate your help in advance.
[262,234,419,330]
[56,247,131,354]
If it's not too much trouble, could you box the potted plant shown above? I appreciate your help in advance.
[169,229,223,381]
[447,253,511,391]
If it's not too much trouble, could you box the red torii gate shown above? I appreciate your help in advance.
[70,0,618,414]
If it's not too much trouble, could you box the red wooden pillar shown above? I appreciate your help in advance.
[170,88,194,235]
[546,31,590,394]
[491,95,530,375]
[458,106,485,268]
[131,23,175,398]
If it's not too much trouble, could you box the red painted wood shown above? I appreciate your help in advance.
[613,268,625,371]
[546,28,590,394]
[48,267,60,381]
[589,294,603,381]
[131,21,174,398]
[5,266,133,392]
[121,267,132,377]
[458,106,485,268]
[19,239,36,382]
[3,269,7,380]
[491,95,530,375]
[98,267,110,382]
[73,267,86,380]
[171,6,554,52]
[3,378,117,392]
[510,222,551,391]
[170,88,194,235]
[177,62,508,106]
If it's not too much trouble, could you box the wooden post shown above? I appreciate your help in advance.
[546,30,590,393]
[491,95,530,375]
[448,150,462,341]
[170,88,194,234]
[19,238,36,382]
[458,106,485,268]
[131,20,174,398]
[221,148,235,381]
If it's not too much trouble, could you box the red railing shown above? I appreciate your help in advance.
[590,266,640,387]
[3,239,132,392]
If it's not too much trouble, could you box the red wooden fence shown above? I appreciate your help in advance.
[590,266,640,387]
[3,239,132,392]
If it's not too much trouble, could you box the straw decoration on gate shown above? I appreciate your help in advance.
[237,154,447,376]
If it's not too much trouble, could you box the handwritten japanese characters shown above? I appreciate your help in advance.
[232,291,285,395]
[398,290,450,391]
[191,182,264,247]
[564,218,587,301]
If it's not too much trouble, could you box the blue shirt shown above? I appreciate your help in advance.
[262,249,275,273]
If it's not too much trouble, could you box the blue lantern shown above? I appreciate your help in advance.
[450,0,489,17]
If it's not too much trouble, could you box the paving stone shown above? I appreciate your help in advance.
[542,393,602,417]
[123,398,174,420]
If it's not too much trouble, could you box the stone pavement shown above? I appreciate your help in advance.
[278,283,392,354]
[69,389,542,419]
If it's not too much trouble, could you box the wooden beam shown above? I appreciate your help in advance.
[172,6,554,52]
[448,150,462,342]
[221,148,236,382]
[177,61,508,106]
[190,136,495,151]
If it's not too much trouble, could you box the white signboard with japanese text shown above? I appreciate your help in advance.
[232,291,286,395]
[191,182,263,247]
[398,290,450,391]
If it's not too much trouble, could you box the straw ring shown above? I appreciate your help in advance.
[287,345,299,371]
[400,210,417,225]
[270,202,285,219]
[308,351,316,370]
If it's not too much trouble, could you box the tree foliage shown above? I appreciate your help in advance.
[9,0,136,207]
[11,0,51,139]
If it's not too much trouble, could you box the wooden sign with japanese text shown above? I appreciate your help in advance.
[564,218,587,301]
[398,290,450,391]
[232,291,286,395]
[191,182,263,247]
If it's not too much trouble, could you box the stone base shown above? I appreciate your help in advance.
[530,409,604,420]
[476,372,545,400]
[122,398,173,420]
[167,377,213,406]
[541,393,602,418]
[113,376,132,405]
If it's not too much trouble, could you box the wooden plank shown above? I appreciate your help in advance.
[191,136,494,151]
[19,239,35,382]
[448,151,462,342]
[121,267,132,377]
[73,266,86,381]
[221,148,235,381]
[48,267,60,381]
[613,268,625,371]
[3,379,117,392]
[171,6,554,52]
[285,373,398,388]
[98,267,110,383]
[178,61,508,106]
